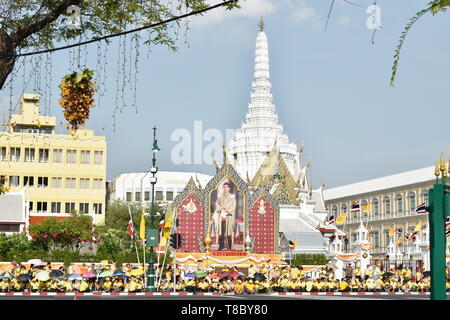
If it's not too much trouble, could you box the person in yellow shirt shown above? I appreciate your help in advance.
[30,279,40,292]
[102,277,112,292]
[290,266,300,280]
[79,280,89,292]
[128,278,138,292]
[339,279,349,292]
[72,280,80,292]
[0,278,10,292]
[305,279,314,292]
[234,280,244,294]
[244,280,255,294]
[64,280,72,292]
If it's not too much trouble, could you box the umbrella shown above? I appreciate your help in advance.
[98,270,113,278]
[122,275,131,280]
[113,271,125,277]
[82,272,96,278]
[91,269,103,275]
[17,274,32,282]
[423,271,431,277]
[185,272,196,278]
[229,270,240,279]
[49,270,64,278]
[97,277,106,283]
[195,270,207,278]
[209,272,219,279]
[0,272,13,278]
[219,271,229,279]
[34,263,46,268]
[253,273,266,281]
[68,274,82,280]
[382,272,395,279]
[35,271,50,281]
[238,272,245,276]
[27,259,43,265]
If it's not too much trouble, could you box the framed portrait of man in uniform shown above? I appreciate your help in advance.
[209,177,244,251]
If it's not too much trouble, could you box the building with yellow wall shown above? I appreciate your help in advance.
[0,94,106,226]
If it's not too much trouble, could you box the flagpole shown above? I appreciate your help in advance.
[128,206,141,265]
[157,209,179,291]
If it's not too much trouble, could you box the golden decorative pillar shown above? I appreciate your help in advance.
[205,223,212,254]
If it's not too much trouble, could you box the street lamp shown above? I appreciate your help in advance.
[146,126,160,292]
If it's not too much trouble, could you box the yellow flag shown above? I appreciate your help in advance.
[388,227,395,238]
[414,221,422,233]
[139,214,146,241]
[336,213,347,224]
[396,235,403,245]
[362,203,371,213]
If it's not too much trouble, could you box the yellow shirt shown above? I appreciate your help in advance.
[31,281,40,290]
[80,281,89,292]
[339,281,349,291]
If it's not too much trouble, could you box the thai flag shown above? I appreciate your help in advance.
[351,202,361,213]
[326,213,335,225]
[127,218,135,241]
[415,203,427,214]
[289,240,295,250]
[446,217,450,238]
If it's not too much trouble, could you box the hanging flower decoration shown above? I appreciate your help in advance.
[58,69,96,133]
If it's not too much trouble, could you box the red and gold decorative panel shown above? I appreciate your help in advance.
[175,194,204,252]
[248,196,276,254]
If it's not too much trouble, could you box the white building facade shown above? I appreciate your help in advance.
[107,171,213,207]
[323,166,439,269]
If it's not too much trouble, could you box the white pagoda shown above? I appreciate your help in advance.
[225,18,342,256]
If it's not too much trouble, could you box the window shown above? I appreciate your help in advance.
[166,191,174,201]
[81,150,91,164]
[24,176,34,187]
[94,151,103,164]
[126,192,132,201]
[384,230,390,247]
[156,191,164,201]
[332,205,338,215]
[37,201,48,213]
[373,230,380,248]
[0,224,20,233]
[66,178,76,189]
[362,201,368,220]
[9,176,20,187]
[52,177,62,188]
[93,203,103,214]
[396,195,403,215]
[135,192,141,202]
[24,148,35,162]
[67,150,77,164]
[79,203,89,214]
[53,149,63,163]
[423,192,428,206]
[51,202,61,213]
[384,197,391,216]
[373,199,379,217]
[39,148,49,163]
[10,147,20,162]
[65,202,75,214]
[144,191,150,201]
[341,204,347,214]
[352,232,358,243]
[93,179,103,190]
[80,178,90,189]
[29,201,33,211]
[409,193,416,213]
[37,177,48,188]
[0,147,6,161]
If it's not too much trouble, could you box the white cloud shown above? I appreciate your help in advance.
[290,4,315,23]
[190,0,278,28]
[336,15,351,27]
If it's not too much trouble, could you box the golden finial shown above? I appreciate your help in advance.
[435,159,440,177]
[440,153,446,173]
[259,17,265,31]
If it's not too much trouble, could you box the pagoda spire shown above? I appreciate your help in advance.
[259,17,265,31]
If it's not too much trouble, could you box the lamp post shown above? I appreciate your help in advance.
[147,126,160,292]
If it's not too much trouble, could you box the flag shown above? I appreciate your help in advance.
[367,230,373,238]
[415,202,427,214]
[396,235,403,244]
[158,212,165,233]
[362,203,371,213]
[336,213,347,224]
[289,240,295,250]
[127,206,135,240]
[396,228,402,235]
[414,221,422,233]
[139,214,146,241]
[351,202,361,213]
[388,227,395,238]
[326,213,335,225]
[404,232,410,241]
[411,232,418,241]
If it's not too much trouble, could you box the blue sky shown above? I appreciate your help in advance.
[1,0,450,188]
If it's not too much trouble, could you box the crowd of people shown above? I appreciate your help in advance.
[0,261,448,294]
